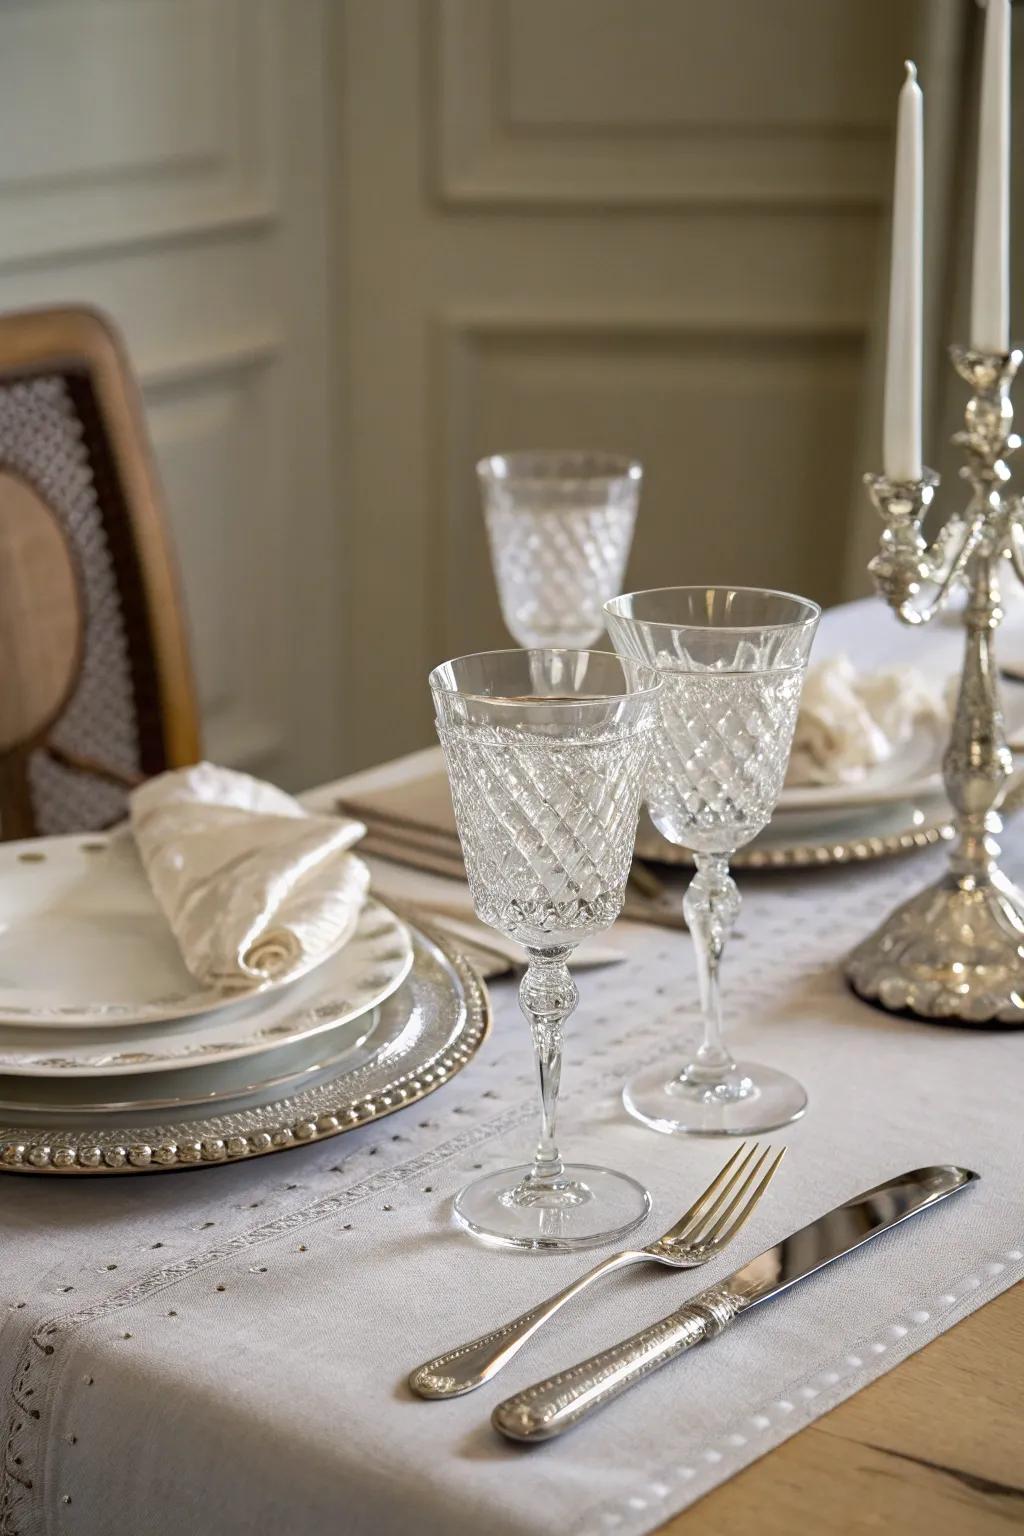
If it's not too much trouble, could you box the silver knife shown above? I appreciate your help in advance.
[492,1164,978,1443]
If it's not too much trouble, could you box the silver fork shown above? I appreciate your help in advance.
[409,1141,785,1399]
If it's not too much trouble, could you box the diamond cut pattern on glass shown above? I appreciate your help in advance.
[485,504,636,649]
[647,670,805,852]
[439,723,651,946]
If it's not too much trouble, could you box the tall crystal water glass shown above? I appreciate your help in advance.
[478,451,641,649]
[606,587,820,1135]
[429,648,661,1249]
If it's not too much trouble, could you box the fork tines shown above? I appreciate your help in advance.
[668,1141,786,1250]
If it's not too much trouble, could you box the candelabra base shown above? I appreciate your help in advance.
[846,869,1024,1026]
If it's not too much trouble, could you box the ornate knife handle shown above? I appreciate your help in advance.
[409,1251,638,1398]
[491,1286,740,1442]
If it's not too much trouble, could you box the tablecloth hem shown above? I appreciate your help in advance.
[570,1240,1024,1536]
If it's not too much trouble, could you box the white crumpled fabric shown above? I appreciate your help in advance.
[787,654,945,787]
[130,762,369,989]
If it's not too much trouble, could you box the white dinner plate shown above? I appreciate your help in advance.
[0,897,413,1078]
[0,1005,385,1114]
[778,684,1024,814]
[777,715,947,812]
[0,923,491,1176]
[0,831,373,1028]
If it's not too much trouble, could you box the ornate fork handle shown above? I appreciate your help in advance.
[491,1285,740,1442]
[409,1250,642,1398]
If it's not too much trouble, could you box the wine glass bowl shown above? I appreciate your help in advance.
[429,647,661,1248]
[478,451,641,650]
[645,667,805,853]
[605,587,820,1136]
[611,588,816,855]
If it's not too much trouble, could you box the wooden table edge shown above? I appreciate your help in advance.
[654,1279,1024,1534]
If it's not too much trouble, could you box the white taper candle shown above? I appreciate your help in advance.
[971,0,1011,354]
[884,61,924,482]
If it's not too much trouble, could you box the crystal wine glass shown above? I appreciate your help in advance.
[605,587,820,1135]
[478,451,641,649]
[429,647,661,1249]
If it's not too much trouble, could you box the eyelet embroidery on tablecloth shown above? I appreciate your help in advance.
[0,1017,698,1536]
[0,1102,540,1535]
[2,1024,695,1532]
[570,1242,1024,1536]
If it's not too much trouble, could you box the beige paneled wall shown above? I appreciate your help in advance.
[0,0,343,791]
[339,0,917,768]
[443,320,863,661]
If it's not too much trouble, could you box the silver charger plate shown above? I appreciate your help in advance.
[633,797,958,871]
[0,924,490,1175]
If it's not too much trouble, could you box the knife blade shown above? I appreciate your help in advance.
[492,1164,978,1442]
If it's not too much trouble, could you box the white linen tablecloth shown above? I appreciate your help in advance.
[1,598,1022,1536]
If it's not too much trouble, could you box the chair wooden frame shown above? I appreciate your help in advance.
[0,305,200,834]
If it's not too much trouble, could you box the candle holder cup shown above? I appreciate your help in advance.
[846,344,1024,1023]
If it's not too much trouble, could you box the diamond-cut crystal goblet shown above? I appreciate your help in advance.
[429,647,660,1249]
[606,587,820,1136]
[478,451,641,649]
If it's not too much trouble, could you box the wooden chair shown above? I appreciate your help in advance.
[0,306,200,839]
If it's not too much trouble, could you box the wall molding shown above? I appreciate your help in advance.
[432,0,900,209]
[143,334,287,773]
[0,0,280,271]
[137,332,283,393]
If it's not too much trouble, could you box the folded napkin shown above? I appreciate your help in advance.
[786,654,944,787]
[131,763,369,990]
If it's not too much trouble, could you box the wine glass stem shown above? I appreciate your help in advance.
[682,854,740,1083]
[520,946,578,1189]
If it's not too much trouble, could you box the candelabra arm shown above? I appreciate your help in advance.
[920,514,987,619]
[864,468,951,624]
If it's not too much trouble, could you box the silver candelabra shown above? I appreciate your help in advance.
[846,344,1024,1025]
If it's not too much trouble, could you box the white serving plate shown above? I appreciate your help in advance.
[778,689,1024,814]
[0,1006,384,1114]
[0,831,375,1028]
[777,715,946,811]
[0,897,413,1078]
[0,924,491,1175]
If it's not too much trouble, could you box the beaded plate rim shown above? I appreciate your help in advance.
[635,771,1024,871]
[0,925,491,1175]
[633,806,957,871]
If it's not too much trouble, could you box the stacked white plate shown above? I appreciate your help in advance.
[736,713,954,868]
[636,693,1024,870]
[0,831,415,1116]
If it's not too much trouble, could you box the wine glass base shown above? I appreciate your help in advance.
[453,1163,651,1251]
[623,1060,807,1136]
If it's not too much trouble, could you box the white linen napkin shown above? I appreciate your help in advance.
[130,762,369,990]
[786,654,944,787]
